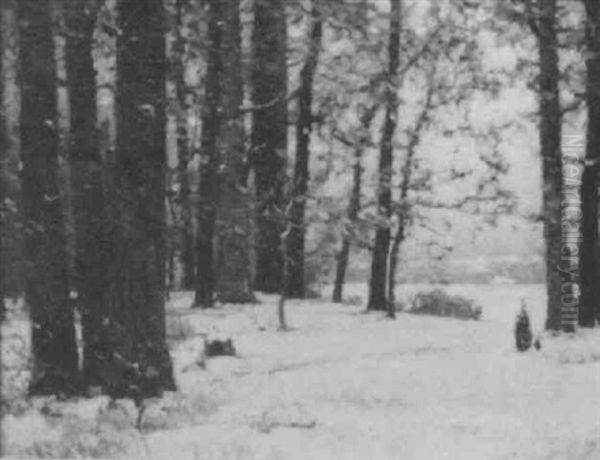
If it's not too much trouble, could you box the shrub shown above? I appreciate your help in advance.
[204,337,236,358]
[342,295,364,307]
[409,289,482,320]
[304,287,322,299]
[514,305,532,351]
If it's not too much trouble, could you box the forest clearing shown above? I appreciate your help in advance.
[4,284,600,460]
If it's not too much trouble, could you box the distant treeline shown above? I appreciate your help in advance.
[341,255,545,285]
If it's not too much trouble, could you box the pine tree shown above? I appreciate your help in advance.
[169,0,195,290]
[387,81,434,315]
[19,0,79,395]
[535,0,565,331]
[251,0,288,293]
[214,0,255,303]
[285,1,322,299]
[332,106,375,303]
[367,0,401,314]
[0,0,20,306]
[194,0,219,308]
[108,0,176,397]
[580,0,600,328]
[65,0,113,390]
[0,0,4,313]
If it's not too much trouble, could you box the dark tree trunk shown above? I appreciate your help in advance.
[285,3,322,299]
[214,0,256,303]
[180,197,196,291]
[0,0,4,314]
[251,0,288,293]
[1,0,5,330]
[332,239,351,303]
[66,0,112,390]
[537,0,566,331]
[367,0,401,313]
[19,0,79,395]
[278,220,289,330]
[0,0,20,307]
[387,84,433,314]
[386,218,404,316]
[332,107,375,303]
[1,0,20,304]
[194,0,220,308]
[580,0,600,328]
[109,0,175,397]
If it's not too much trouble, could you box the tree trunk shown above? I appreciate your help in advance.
[194,0,220,308]
[0,0,20,305]
[276,194,295,329]
[109,0,175,397]
[332,239,351,303]
[285,3,322,299]
[367,0,401,313]
[580,0,600,328]
[214,0,256,303]
[332,107,374,303]
[251,0,288,293]
[278,222,289,330]
[537,0,566,331]
[387,83,433,314]
[65,0,113,390]
[19,0,79,395]
[386,218,404,317]
[0,0,4,316]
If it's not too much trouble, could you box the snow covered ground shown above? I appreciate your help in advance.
[4,283,600,459]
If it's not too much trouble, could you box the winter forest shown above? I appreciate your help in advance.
[1,0,600,458]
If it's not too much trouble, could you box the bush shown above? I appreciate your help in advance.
[204,337,236,358]
[409,289,482,320]
[342,295,364,307]
[304,287,322,299]
[514,305,532,351]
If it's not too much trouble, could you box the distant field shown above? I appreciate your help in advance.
[332,252,545,285]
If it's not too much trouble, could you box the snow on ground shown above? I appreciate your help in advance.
[4,283,600,459]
